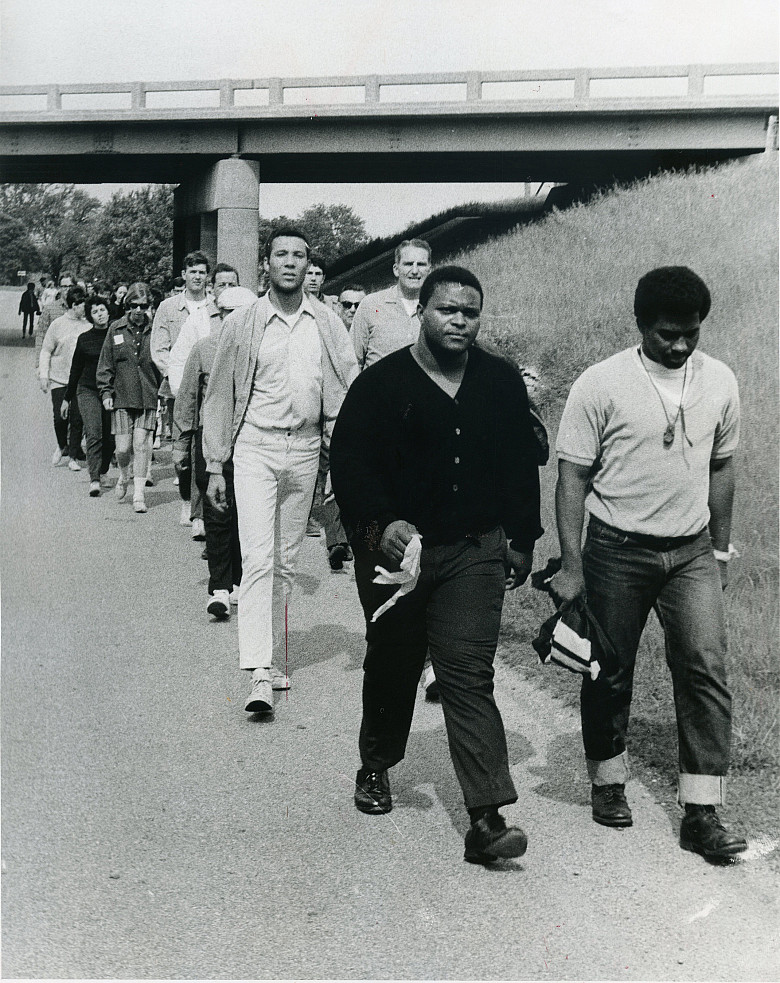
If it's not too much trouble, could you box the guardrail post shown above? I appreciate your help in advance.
[365,76,380,103]
[573,70,589,100]
[220,81,233,109]
[268,79,283,106]
[46,85,61,111]
[131,83,146,109]
[766,115,779,152]
[687,66,705,97]
[466,72,482,101]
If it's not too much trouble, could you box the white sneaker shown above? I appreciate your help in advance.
[51,448,64,466]
[206,590,230,620]
[245,676,273,713]
[89,480,101,497]
[191,518,206,541]
[133,497,148,513]
[68,458,82,472]
[229,586,240,606]
[180,502,192,525]
[270,665,291,691]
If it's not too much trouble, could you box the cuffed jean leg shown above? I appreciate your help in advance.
[426,529,517,810]
[354,546,430,771]
[655,538,731,805]
[581,530,662,783]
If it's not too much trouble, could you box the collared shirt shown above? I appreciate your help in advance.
[96,315,161,411]
[151,292,208,377]
[243,292,323,432]
[351,285,421,370]
[556,346,740,537]
[168,301,220,397]
[330,346,543,550]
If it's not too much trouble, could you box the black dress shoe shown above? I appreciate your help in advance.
[592,783,633,827]
[328,544,349,571]
[354,767,391,814]
[464,812,527,864]
[680,806,747,859]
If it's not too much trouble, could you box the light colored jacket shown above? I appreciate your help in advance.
[202,295,358,476]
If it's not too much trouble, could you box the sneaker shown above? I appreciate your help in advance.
[423,665,440,701]
[179,501,192,525]
[591,783,633,828]
[354,767,392,814]
[464,811,528,864]
[89,480,101,497]
[328,544,349,571]
[68,458,82,472]
[133,496,148,513]
[306,518,320,537]
[206,590,230,620]
[191,518,206,541]
[230,587,240,606]
[270,666,291,690]
[245,676,273,713]
[680,806,747,860]
[100,473,113,488]
[51,448,65,466]
[115,476,128,501]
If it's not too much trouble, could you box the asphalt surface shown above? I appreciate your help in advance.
[1,294,778,981]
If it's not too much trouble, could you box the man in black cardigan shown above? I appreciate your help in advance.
[330,265,542,864]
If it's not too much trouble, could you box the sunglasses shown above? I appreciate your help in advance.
[127,302,150,310]
[340,300,360,310]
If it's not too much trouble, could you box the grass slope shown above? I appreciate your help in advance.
[453,156,779,843]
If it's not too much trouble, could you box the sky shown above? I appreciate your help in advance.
[1,0,777,236]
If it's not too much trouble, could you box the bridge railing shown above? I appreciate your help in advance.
[1,63,777,116]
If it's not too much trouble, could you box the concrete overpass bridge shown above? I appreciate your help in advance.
[1,62,777,290]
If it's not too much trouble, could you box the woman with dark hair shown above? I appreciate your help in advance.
[61,295,116,497]
[96,282,161,513]
[109,282,128,322]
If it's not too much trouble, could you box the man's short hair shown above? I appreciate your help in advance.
[213,262,239,283]
[124,282,152,308]
[170,276,185,291]
[307,255,326,273]
[418,265,483,310]
[65,285,87,308]
[338,282,366,296]
[264,226,311,259]
[634,266,711,328]
[182,250,211,273]
[394,238,432,264]
[85,295,110,322]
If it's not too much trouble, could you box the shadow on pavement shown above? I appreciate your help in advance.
[288,622,366,673]
[527,729,591,806]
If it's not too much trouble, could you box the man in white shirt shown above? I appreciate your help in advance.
[202,228,358,714]
[553,266,747,861]
[351,239,431,370]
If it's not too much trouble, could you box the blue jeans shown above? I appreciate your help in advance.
[582,517,731,804]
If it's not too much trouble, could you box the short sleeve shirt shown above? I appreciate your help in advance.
[556,347,740,537]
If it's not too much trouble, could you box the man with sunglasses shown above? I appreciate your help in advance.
[335,284,366,331]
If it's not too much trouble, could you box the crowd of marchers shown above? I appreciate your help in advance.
[27,231,749,866]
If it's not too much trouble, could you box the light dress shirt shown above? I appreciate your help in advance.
[244,293,323,432]
[351,285,421,370]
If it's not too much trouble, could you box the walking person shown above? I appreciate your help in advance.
[330,265,543,864]
[18,282,40,338]
[202,228,358,714]
[552,266,747,860]
[97,282,161,514]
[36,272,74,372]
[38,284,90,469]
[173,286,257,619]
[61,295,116,497]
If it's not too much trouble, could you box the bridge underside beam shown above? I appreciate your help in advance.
[0,148,761,186]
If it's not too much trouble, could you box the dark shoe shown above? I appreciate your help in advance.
[464,812,528,864]
[328,544,349,570]
[680,806,747,860]
[592,783,633,827]
[354,767,392,814]
[423,665,440,701]
[201,547,209,560]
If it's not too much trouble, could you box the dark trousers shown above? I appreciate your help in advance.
[321,496,348,548]
[581,517,731,784]
[77,388,114,481]
[22,312,35,336]
[353,526,517,810]
[50,387,69,451]
[194,429,242,595]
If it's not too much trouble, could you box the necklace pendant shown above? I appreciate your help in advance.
[663,424,675,447]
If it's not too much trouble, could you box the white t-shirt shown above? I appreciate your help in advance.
[556,346,740,537]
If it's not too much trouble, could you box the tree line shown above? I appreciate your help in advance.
[0,183,369,286]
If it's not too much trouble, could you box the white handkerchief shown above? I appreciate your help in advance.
[370,534,422,622]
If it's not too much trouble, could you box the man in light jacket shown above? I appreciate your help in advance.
[202,227,358,714]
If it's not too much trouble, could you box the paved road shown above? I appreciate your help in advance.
[1,299,778,981]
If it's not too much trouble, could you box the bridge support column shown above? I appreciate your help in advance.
[173,158,259,292]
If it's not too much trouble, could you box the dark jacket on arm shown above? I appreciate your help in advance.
[330,345,543,552]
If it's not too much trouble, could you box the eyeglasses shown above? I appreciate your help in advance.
[127,302,150,310]
[340,300,361,310]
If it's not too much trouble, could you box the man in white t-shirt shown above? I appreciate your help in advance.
[553,266,746,861]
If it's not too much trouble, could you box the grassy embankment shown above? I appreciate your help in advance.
[455,156,779,840]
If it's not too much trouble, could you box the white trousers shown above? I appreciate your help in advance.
[233,426,320,671]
